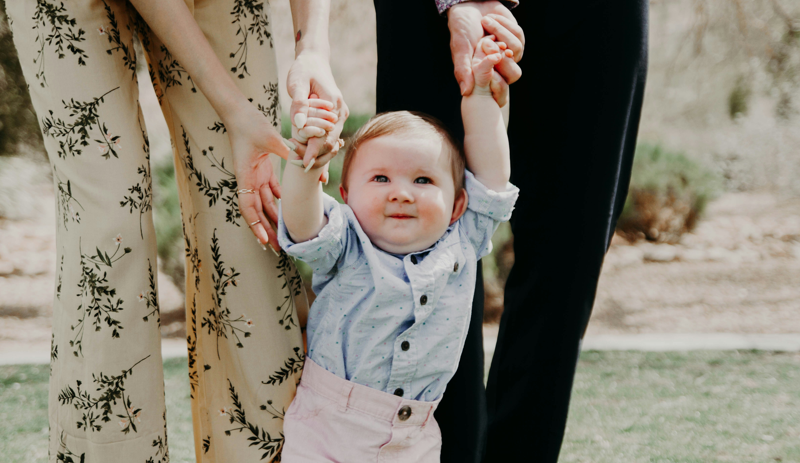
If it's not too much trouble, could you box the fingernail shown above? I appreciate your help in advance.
[282,139,297,151]
[459,82,467,95]
[289,159,305,167]
[257,238,268,251]
[323,172,329,185]
[304,158,316,173]
[269,245,280,256]
[505,49,514,58]
[294,113,307,129]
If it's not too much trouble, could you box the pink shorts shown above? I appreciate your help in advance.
[282,358,442,462]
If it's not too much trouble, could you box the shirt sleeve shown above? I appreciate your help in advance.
[459,170,519,259]
[435,0,519,15]
[278,193,350,277]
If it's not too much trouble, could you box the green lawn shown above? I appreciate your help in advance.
[2,351,798,462]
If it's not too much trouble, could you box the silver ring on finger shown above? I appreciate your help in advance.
[237,188,256,195]
[249,220,261,227]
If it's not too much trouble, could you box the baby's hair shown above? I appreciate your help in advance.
[340,111,466,192]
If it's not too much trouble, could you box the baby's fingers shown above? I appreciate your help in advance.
[480,38,502,56]
[299,126,327,139]
[302,117,336,133]
[473,53,504,90]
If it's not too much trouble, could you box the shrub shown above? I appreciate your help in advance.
[616,143,722,243]
[0,1,44,158]
[152,154,185,288]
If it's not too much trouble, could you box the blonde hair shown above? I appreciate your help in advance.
[340,111,465,192]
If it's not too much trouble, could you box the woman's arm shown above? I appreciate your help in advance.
[128,0,293,250]
[129,0,281,137]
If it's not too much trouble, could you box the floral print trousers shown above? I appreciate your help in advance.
[5,1,304,462]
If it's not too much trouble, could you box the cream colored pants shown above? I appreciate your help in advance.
[6,1,303,462]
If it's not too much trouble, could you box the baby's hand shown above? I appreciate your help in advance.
[472,36,512,104]
[289,95,343,177]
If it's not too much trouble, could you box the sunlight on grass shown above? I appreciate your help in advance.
[1,352,798,462]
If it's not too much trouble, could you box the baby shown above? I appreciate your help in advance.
[277,37,518,462]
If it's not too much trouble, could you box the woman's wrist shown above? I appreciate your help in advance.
[295,46,331,62]
[219,98,262,133]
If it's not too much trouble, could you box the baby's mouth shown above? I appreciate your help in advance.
[388,214,415,220]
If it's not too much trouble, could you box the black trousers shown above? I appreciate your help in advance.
[374,1,648,462]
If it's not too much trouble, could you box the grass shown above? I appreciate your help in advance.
[2,352,798,462]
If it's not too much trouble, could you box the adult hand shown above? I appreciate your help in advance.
[225,103,293,252]
[287,50,349,167]
[448,1,525,98]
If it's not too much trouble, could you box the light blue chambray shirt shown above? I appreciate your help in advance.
[278,170,518,401]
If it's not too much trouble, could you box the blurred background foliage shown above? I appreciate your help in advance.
[0,0,798,322]
[0,0,43,160]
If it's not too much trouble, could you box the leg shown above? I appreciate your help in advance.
[138,1,304,461]
[374,2,485,462]
[6,1,168,461]
[484,1,649,461]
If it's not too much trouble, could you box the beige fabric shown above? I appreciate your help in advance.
[5,1,304,462]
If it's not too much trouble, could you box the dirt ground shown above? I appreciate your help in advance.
[1,186,799,355]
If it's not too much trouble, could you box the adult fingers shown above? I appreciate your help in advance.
[290,138,307,159]
[268,168,282,199]
[239,191,270,245]
[307,107,339,123]
[490,71,509,107]
[259,183,279,228]
[494,57,522,85]
[308,98,335,111]
[303,117,336,132]
[253,192,280,253]
[288,80,311,129]
[483,14,524,62]
[292,124,309,144]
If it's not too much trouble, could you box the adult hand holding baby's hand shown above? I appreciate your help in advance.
[225,102,294,253]
[447,1,525,104]
[288,95,343,176]
[287,50,349,169]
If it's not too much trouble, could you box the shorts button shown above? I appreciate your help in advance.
[401,341,410,351]
[410,255,417,264]
[420,295,427,305]
[394,388,404,397]
[397,405,412,421]
[453,262,459,272]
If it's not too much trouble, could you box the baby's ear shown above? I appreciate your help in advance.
[450,188,468,225]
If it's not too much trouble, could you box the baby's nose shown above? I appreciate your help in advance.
[389,187,414,202]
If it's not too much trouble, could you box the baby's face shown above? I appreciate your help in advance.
[341,135,465,255]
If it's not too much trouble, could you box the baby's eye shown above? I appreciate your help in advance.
[373,175,388,183]
[414,177,432,184]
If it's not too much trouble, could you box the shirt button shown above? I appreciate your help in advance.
[420,295,427,305]
[394,388,404,397]
[410,255,417,265]
[401,341,410,351]
[397,405,412,421]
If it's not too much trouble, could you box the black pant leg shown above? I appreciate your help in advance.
[484,1,649,462]
[374,1,486,462]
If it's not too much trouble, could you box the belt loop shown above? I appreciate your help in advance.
[338,382,354,412]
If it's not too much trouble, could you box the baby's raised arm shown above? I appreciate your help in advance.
[281,97,340,243]
[461,38,512,191]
